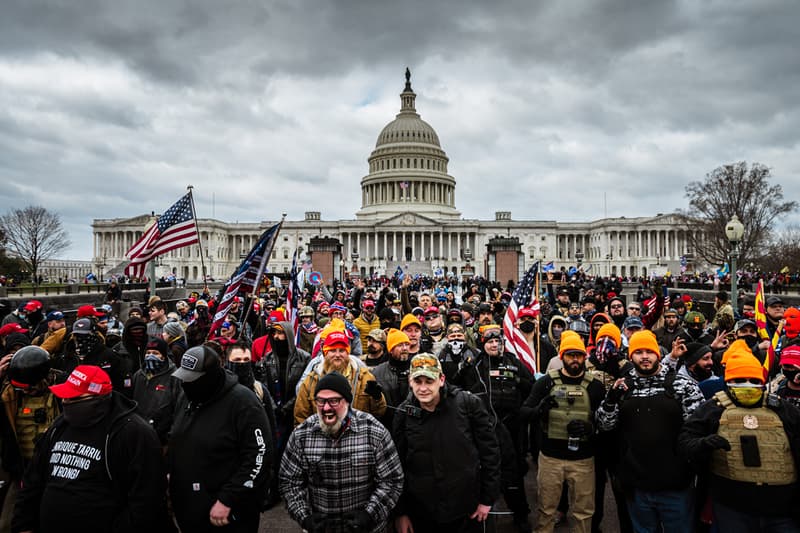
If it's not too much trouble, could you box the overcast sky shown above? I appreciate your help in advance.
[1,0,798,261]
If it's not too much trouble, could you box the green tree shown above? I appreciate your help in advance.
[0,206,70,285]
[679,162,797,266]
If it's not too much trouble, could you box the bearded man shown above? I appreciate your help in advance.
[280,372,404,533]
[293,331,386,425]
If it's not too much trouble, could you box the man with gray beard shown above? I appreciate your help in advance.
[279,372,404,533]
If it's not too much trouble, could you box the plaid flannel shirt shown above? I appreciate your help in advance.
[279,409,404,530]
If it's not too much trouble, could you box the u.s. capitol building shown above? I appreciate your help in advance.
[93,72,701,284]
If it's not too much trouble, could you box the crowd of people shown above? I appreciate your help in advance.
[0,271,798,533]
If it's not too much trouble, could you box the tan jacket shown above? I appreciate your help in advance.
[293,358,387,426]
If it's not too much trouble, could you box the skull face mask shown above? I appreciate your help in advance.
[75,335,99,359]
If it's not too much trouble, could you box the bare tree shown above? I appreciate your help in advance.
[0,206,70,285]
[759,224,800,273]
[677,162,797,266]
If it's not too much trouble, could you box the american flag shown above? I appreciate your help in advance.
[286,249,302,339]
[125,193,199,279]
[210,223,281,336]
[503,262,540,374]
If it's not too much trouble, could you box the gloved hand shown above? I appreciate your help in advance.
[364,380,383,400]
[462,351,478,366]
[301,515,326,533]
[567,419,593,438]
[605,380,628,404]
[701,434,731,451]
[536,396,558,417]
[346,510,375,532]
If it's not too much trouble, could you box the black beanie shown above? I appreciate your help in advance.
[146,336,169,357]
[684,342,711,367]
[316,372,353,404]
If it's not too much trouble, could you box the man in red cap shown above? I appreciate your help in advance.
[294,331,385,426]
[12,365,169,532]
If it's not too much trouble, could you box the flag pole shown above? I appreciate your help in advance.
[187,185,209,291]
[535,262,541,373]
[236,214,286,340]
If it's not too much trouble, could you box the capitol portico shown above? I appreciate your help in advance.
[93,71,706,284]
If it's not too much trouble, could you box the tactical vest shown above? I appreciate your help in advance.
[710,391,797,485]
[546,369,594,441]
[16,393,59,460]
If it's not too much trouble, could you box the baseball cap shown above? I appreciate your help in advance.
[766,296,785,307]
[366,328,387,343]
[663,308,678,317]
[0,323,28,337]
[24,300,43,312]
[173,346,219,382]
[734,318,757,333]
[323,331,350,352]
[77,305,102,318]
[423,306,440,316]
[361,299,376,309]
[72,318,94,335]
[622,316,644,330]
[50,365,113,399]
[409,353,443,380]
[518,307,539,319]
[46,310,65,321]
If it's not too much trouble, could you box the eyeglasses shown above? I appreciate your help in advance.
[314,397,344,407]
[610,304,623,309]
[424,314,439,321]
[628,306,640,311]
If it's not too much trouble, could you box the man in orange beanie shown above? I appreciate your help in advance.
[680,347,800,532]
[523,330,605,533]
[597,329,705,532]
[371,329,412,429]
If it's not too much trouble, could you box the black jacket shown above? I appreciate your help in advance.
[131,360,184,444]
[678,393,800,515]
[254,320,310,417]
[168,372,273,531]
[54,341,131,397]
[13,393,168,533]
[393,385,501,523]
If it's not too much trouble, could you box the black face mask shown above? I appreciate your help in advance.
[226,361,255,388]
[63,395,113,428]
[783,368,800,384]
[182,367,224,404]
[741,335,759,349]
[128,327,147,348]
[519,321,536,334]
[686,328,703,341]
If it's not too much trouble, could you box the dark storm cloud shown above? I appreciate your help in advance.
[0,0,798,259]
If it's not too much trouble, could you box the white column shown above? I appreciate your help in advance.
[402,232,406,262]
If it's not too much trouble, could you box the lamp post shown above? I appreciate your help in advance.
[725,215,745,307]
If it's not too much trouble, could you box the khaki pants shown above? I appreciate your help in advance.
[536,453,595,533]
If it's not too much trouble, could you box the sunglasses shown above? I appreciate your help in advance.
[628,307,641,311]
[314,397,344,407]
[610,304,623,309]
[424,314,439,321]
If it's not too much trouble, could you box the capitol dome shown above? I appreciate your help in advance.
[356,69,460,221]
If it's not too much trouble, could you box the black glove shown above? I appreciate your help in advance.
[364,380,383,400]
[701,434,731,451]
[346,510,375,532]
[605,383,627,405]
[536,396,558,417]
[567,419,593,438]
[301,515,326,533]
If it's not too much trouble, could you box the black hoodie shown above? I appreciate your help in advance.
[168,372,273,531]
[13,392,169,533]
